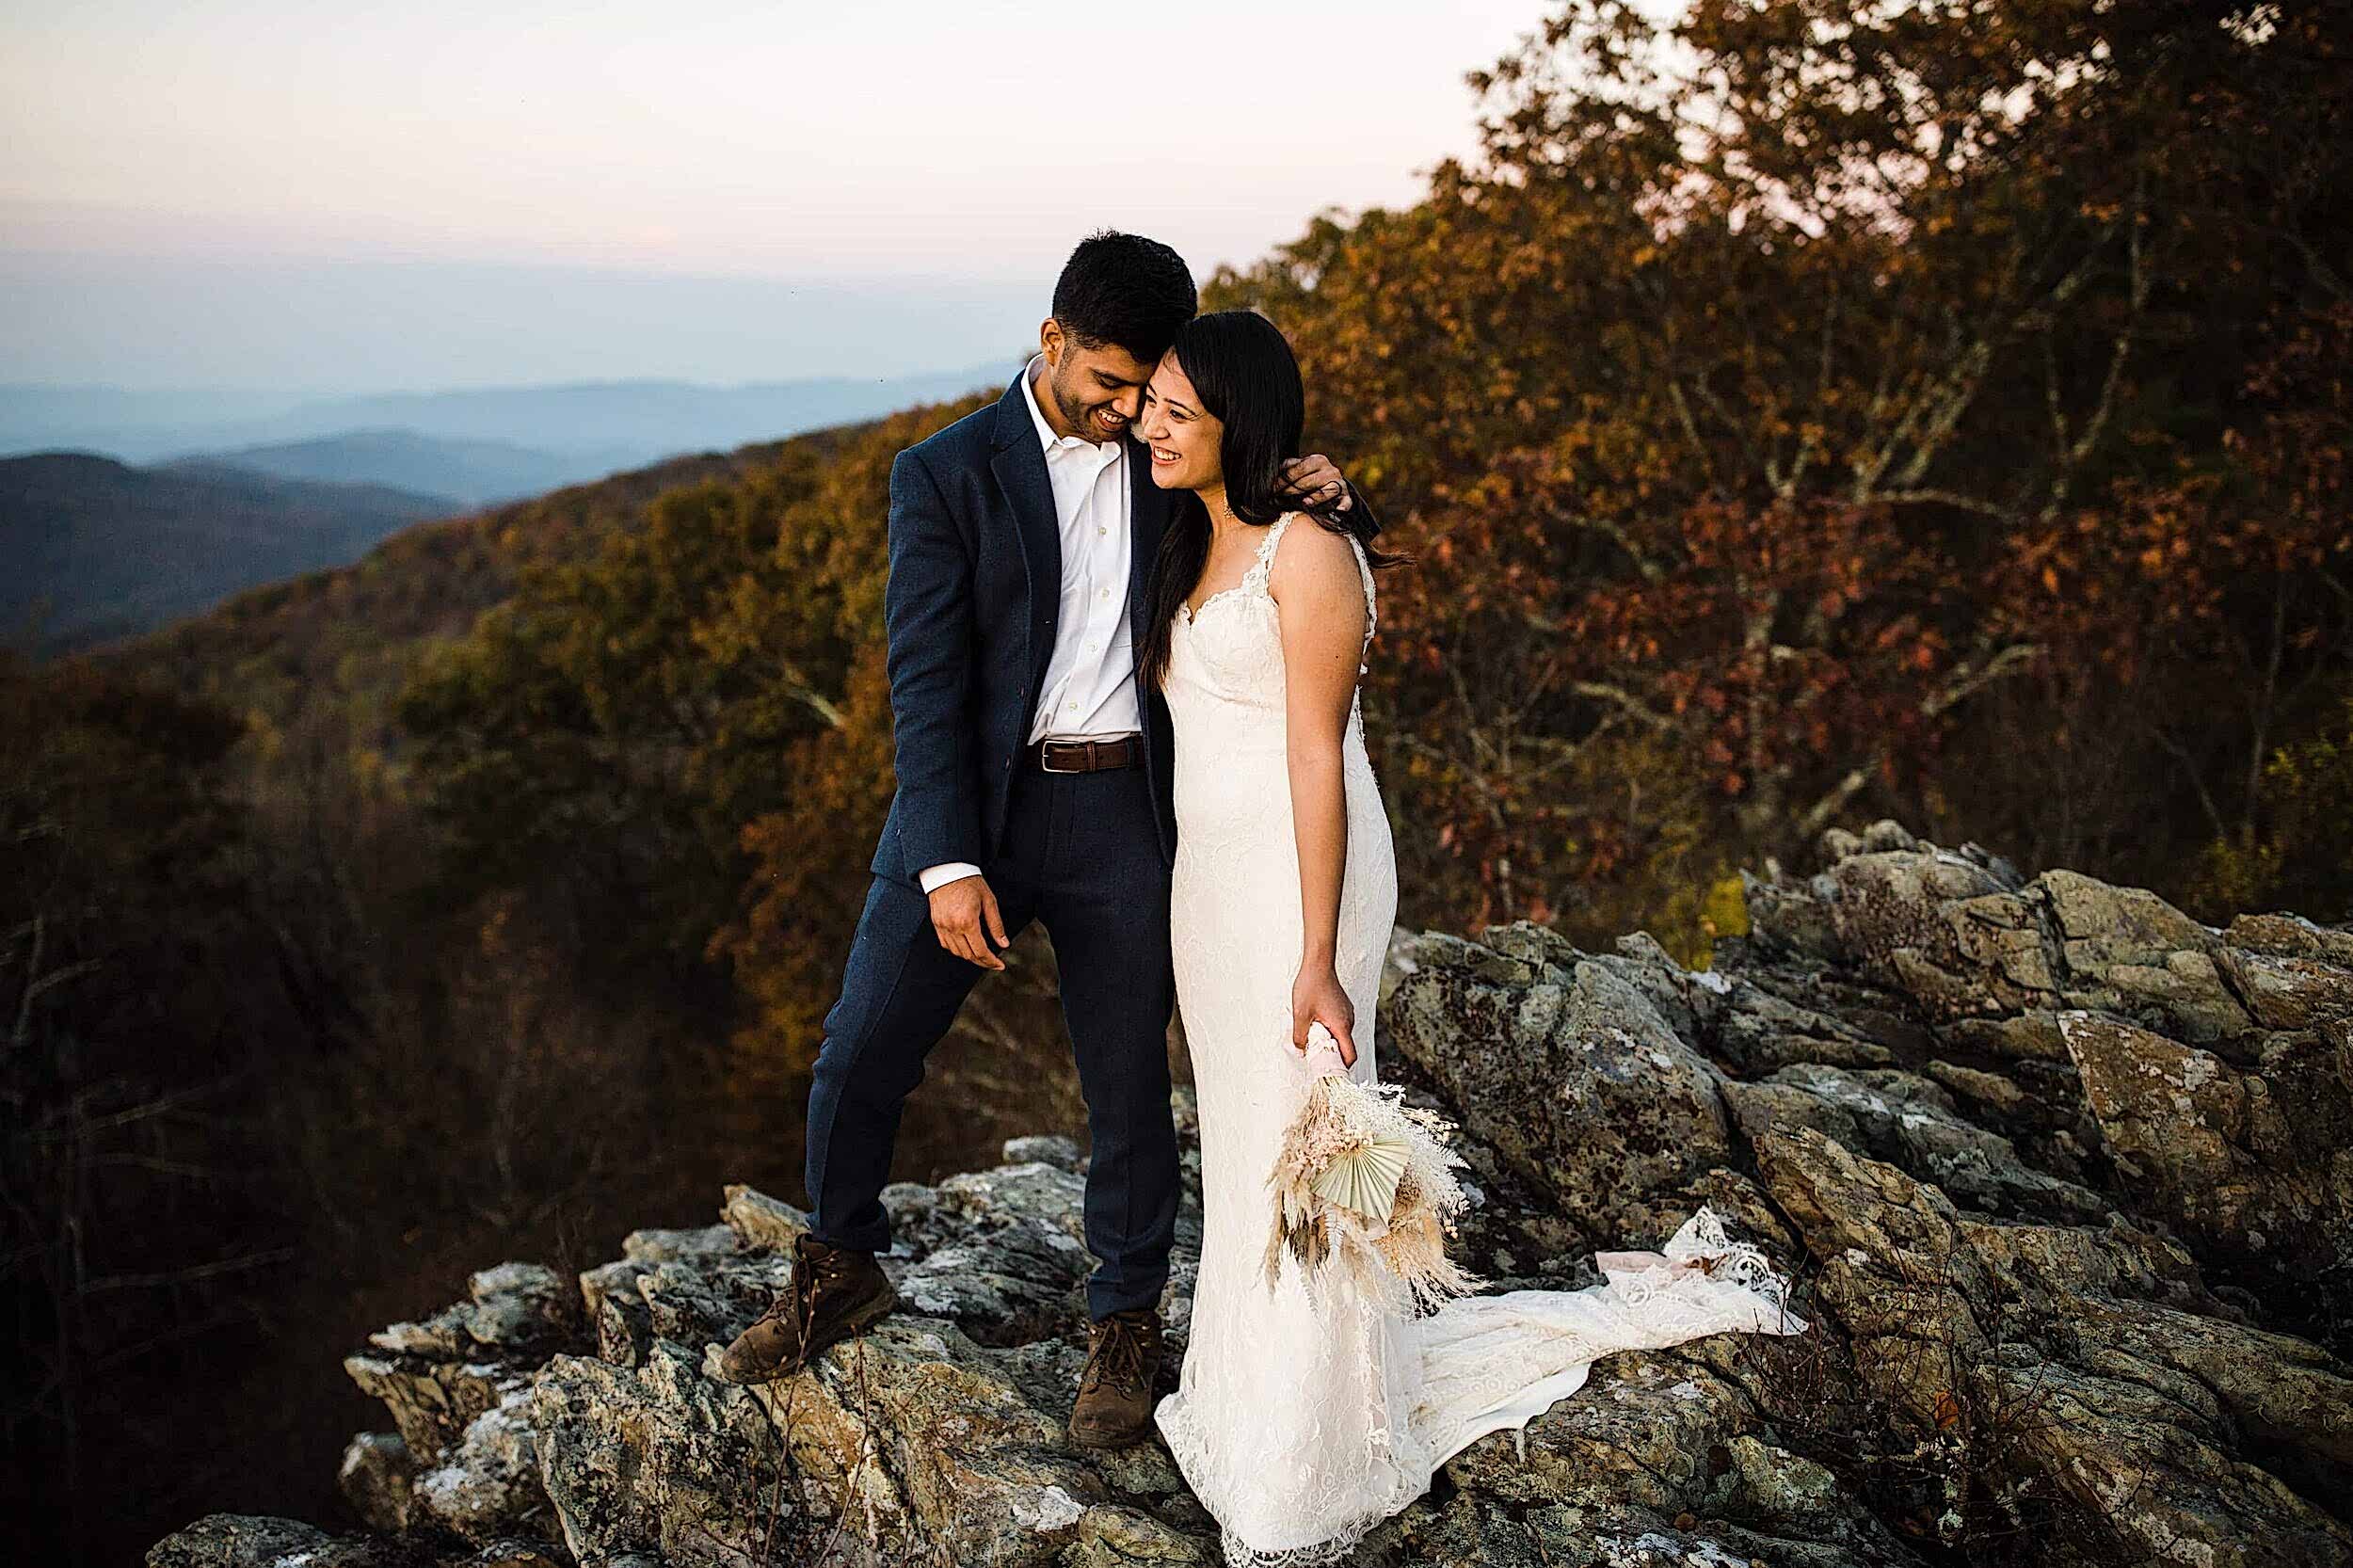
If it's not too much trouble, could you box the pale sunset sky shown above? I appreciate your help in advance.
[4,2,1565,392]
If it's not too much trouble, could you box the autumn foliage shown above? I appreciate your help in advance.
[1209,0,2350,940]
[9,10,2348,1554]
[388,0,2350,1058]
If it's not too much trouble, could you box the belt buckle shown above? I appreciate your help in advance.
[1039,740,1086,774]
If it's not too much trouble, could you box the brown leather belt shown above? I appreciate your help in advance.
[1029,734,1143,773]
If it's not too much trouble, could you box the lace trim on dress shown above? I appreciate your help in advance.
[1158,1204,1806,1566]
[1609,1203,1798,1316]
[1248,511,1378,731]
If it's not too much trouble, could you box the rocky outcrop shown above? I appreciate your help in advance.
[150,823,2352,1568]
[1755,1126,2352,1568]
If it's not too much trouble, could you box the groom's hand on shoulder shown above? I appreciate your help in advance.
[1277,454,1353,512]
[927,872,1010,970]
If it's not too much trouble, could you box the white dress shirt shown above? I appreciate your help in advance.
[918,354,1140,894]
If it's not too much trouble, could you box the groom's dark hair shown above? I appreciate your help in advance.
[1050,230,1197,362]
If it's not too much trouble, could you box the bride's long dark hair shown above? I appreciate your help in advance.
[1134,309,1407,694]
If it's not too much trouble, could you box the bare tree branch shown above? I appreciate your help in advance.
[1542,503,1667,583]
[1922,642,2044,720]
[1872,488,2017,520]
[2037,167,2153,527]
[1567,681,1675,729]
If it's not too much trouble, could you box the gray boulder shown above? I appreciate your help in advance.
[149,824,2353,1568]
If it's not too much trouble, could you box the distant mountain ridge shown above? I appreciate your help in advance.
[1,451,455,657]
[3,360,1019,661]
[158,429,632,507]
[0,362,1015,467]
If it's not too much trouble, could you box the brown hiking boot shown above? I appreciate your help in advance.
[1067,1304,1163,1449]
[713,1231,899,1384]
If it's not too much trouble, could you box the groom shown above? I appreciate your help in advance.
[715,231,1379,1448]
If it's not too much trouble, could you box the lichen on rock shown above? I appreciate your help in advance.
[149,824,2353,1568]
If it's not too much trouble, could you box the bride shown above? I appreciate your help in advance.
[1129,309,1807,1565]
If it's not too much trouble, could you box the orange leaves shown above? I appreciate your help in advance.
[1196,0,2353,940]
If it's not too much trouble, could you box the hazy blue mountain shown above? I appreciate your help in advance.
[0,384,303,451]
[2,451,456,657]
[272,367,1013,455]
[157,429,636,507]
[0,361,1014,467]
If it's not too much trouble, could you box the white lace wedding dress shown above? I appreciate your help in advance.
[1149,511,1809,1566]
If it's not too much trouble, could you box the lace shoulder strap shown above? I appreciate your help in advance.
[1347,534,1376,676]
[1240,511,1297,593]
[1252,513,1377,675]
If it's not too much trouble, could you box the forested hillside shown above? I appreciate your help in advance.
[88,424,873,732]
[391,0,2352,1080]
[0,452,454,655]
[8,408,1016,1561]
[1200,0,2350,938]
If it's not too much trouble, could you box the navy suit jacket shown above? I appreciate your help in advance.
[867,364,1380,890]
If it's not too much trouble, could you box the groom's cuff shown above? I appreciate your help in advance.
[918,861,983,894]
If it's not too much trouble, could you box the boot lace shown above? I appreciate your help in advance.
[756,1237,857,1330]
[1083,1312,1158,1399]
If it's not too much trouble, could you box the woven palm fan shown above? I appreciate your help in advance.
[1260,1023,1487,1314]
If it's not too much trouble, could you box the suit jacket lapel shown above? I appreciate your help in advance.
[988,371,1061,701]
[988,371,1175,721]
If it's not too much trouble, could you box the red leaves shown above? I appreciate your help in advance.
[1189,0,2353,941]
